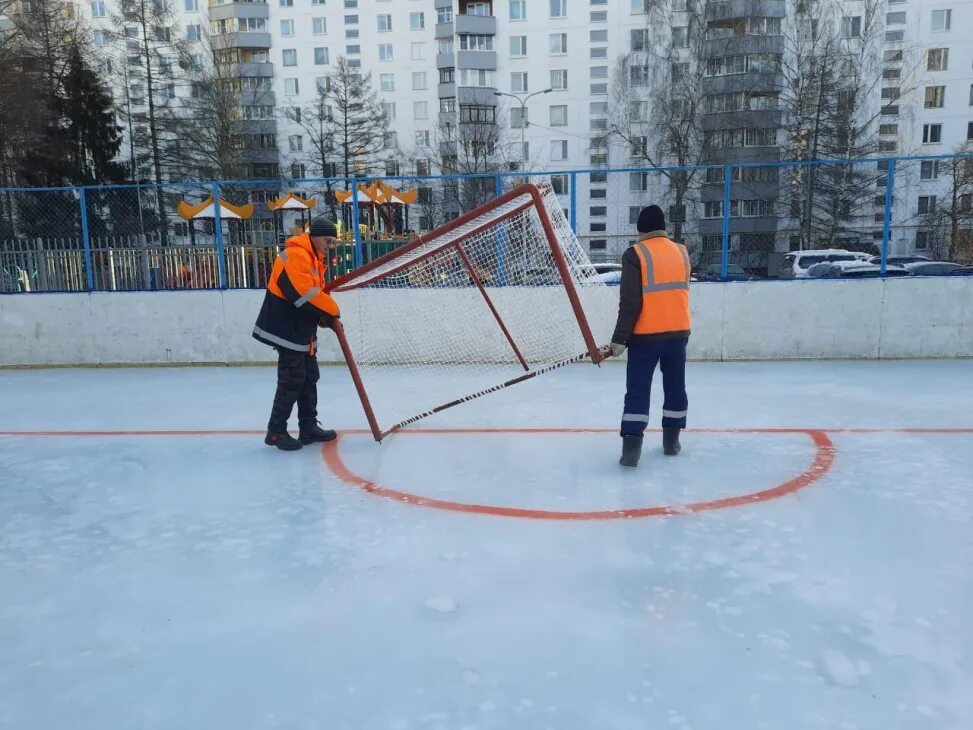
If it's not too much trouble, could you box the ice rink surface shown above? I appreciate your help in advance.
[1,360,972,730]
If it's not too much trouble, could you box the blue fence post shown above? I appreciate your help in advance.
[211,182,228,289]
[720,164,733,280]
[351,179,363,268]
[494,174,506,285]
[76,186,95,291]
[880,158,896,276]
[569,171,577,233]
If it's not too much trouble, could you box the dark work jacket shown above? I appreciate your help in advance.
[611,242,692,345]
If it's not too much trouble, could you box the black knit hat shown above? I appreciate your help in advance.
[309,215,337,237]
[636,205,666,234]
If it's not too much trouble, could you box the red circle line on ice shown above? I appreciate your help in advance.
[321,428,837,521]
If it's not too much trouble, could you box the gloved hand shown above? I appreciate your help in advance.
[610,342,626,357]
[319,314,336,329]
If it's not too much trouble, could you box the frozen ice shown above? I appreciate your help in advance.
[1,360,972,730]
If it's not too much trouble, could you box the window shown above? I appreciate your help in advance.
[629,172,648,191]
[741,200,774,217]
[414,130,431,147]
[314,47,329,65]
[381,102,396,119]
[628,206,642,225]
[550,0,566,18]
[466,2,490,15]
[886,31,904,42]
[510,36,527,56]
[672,27,688,47]
[931,9,951,31]
[879,124,898,135]
[383,132,397,150]
[280,19,294,36]
[414,101,428,120]
[590,101,607,115]
[551,140,568,160]
[460,34,494,51]
[704,202,724,219]
[313,18,327,34]
[590,10,607,21]
[970,84,973,106]
[968,121,973,140]
[410,12,424,30]
[437,7,453,23]
[918,196,937,214]
[285,78,299,96]
[841,16,862,38]
[921,161,940,180]
[630,136,647,158]
[886,11,905,24]
[412,72,427,90]
[346,44,360,54]
[550,105,568,126]
[550,33,567,54]
[511,107,527,128]
[440,67,455,84]
[439,39,454,54]
[511,72,528,92]
[379,44,393,61]
[346,29,359,38]
[93,30,106,46]
[630,65,650,86]
[590,189,607,199]
[459,69,494,87]
[882,87,901,101]
[591,83,607,95]
[630,29,650,51]
[551,174,569,195]
[551,70,567,90]
[883,69,900,80]
[925,86,945,108]
[416,160,431,177]
[461,104,496,123]
[916,231,933,250]
[411,43,425,60]
[91,1,106,16]
[345,14,358,24]
[440,97,456,113]
[928,48,948,71]
[590,66,608,79]
[629,100,649,121]
[282,49,297,66]
[288,135,303,152]
[187,24,201,41]
[923,123,942,143]
[591,47,607,59]
[380,74,394,91]
[590,206,607,217]
[591,29,608,42]
[185,0,198,10]
[885,50,904,62]
[377,14,392,31]
[510,0,526,20]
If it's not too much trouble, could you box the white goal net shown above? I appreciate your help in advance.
[329,183,611,440]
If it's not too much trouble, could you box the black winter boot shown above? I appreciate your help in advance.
[619,435,643,467]
[299,421,337,445]
[265,430,303,451]
[663,428,682,456]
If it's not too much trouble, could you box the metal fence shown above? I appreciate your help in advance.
[2,153,971,293]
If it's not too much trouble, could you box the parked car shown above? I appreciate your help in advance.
[903,261,963,276]
[807,261,911,278]
[868,255,932,266]
[780,249,871,278]
[694,264,751,281]
[948,266,973,276]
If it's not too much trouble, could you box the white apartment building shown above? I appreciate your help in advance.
[20,0,973,265]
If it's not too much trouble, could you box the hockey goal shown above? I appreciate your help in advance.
[329,183,609,441]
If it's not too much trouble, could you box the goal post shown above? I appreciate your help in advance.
[329,182,609,441]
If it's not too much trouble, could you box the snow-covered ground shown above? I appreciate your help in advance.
[1,360,971,729]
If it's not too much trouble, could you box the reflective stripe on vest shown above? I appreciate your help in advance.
[635,240,690,293]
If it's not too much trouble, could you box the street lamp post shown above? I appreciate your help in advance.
[493,88,553,167]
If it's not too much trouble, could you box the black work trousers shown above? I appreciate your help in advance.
[267,348,319,434]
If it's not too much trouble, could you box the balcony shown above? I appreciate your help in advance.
[208,1,268,21]
[706,0,784,21]
[457,87,496,105]
[455,13,496,35]
[704,34,784,57]
[436,52,454,69]
[435,21,453,39]
[456,50,497,70]
[212,31,272,49]
[228,61,274,77]
[701,109,782,130]
[702,71,784,95]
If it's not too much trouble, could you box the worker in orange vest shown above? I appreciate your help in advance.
[253,216,342,450]
[610,205,691,467]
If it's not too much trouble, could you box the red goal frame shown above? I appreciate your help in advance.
[328,183,604,442]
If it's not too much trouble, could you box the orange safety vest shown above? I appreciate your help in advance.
[631,235,691,335]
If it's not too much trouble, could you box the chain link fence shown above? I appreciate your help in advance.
[2,155,971,293]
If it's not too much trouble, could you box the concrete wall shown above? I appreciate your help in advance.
[1,278,971,367]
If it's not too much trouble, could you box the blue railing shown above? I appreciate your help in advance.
[1,153,971,293]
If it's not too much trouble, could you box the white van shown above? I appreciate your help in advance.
[780,249,871,278]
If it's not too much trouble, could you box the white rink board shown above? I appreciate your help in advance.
[1,277,972,367]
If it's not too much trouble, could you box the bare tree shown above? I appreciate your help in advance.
[608,0,707,243]
[918,146,973,264]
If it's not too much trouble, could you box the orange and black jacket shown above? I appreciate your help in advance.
[253,232,340,354]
